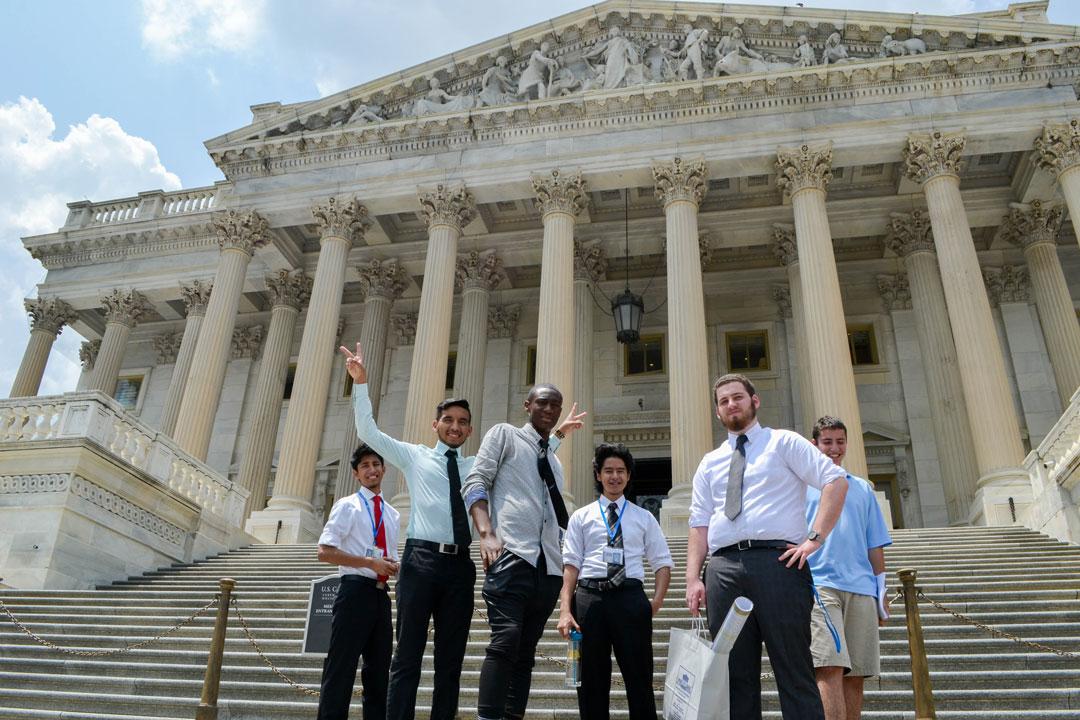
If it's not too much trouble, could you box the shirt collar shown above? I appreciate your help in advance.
[599,495,626,511]
[357,485,380,501]
[521,422,543,444]
[434,439,461,457]
[727,420,764,448]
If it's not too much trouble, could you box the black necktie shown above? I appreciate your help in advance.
[725,434,749,521]
[445,449,471,548]
[606,501,625,588]
[537,438,569,529]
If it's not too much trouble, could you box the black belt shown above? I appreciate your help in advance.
[340,574,388,591]
[577,578,643,592]
[406,538,470,556]
[714,539,791,555]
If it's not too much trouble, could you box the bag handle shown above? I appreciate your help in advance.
[690,615,708,638]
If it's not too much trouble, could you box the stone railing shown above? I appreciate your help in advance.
[1023,387,1080,543]
[0,392,248,528]
[63,184,222,229]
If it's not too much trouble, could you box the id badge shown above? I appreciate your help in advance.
[603,547,624,565]
[365,547,377,558]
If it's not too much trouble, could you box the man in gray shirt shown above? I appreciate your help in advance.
[462,384,579,720]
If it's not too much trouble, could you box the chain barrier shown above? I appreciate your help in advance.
[916,590,1080,660]
[230,595,321,697]
[0,595,218,657]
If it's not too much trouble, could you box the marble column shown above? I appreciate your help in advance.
[236,270,312,519]
[653,157,714,533]
[88,289,150,397]
[885,211,979,524]
[532,170,588,506]
[159,281,212,436]
[76,340,100,391]
[772,224,816,436]
[999,201,1080,404]
[393,185,476,521]
[572,240,607,507]
[174,210,270,460]
[453,250,505,458]
[1035,119,1080,252]
[776,143,867,477]
[333,258,408,505]
[256,197,367,543]
[904,131,1028,524]
[10,297,78,398]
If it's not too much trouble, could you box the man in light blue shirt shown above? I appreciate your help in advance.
[340,342,475,720]
[806,415,893,720]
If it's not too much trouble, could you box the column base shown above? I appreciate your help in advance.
[659,486,692,537]
[968,468,1033,526]
[245,506,323,544]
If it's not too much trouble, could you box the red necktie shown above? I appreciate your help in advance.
[373,495,389,583]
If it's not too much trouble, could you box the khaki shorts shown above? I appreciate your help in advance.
[810,586,880,677]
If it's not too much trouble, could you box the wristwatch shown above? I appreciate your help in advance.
[807,530,821,543]
[554,429,566,440]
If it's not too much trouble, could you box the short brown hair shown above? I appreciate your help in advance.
[713,373,756,402]
[812,415,847,441]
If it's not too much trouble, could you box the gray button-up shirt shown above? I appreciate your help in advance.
[462,422,564,576]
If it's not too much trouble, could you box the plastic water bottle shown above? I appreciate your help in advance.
[565,629,583,687]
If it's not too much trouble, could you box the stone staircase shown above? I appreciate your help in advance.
[1,525,1078,719]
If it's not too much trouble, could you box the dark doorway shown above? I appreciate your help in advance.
[628,457,672,521]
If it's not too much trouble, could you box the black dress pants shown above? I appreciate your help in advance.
[476,550,561,720]
[386,542,476,720]
[705,547,824,720]
[573,580,657,720]
[317,577,393,720]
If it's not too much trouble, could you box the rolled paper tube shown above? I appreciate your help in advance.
[711,596,754,653]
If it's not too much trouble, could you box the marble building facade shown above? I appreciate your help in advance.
[6,1,1080,564]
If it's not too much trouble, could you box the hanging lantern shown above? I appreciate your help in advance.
[612,289,644,345]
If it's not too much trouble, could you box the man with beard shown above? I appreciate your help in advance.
[462,384,579,720]
[685,373,848,720]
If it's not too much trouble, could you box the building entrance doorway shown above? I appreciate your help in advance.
[628,457,672,521]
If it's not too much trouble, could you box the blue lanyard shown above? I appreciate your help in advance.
[598,498,628,545]
[357,492,385,546]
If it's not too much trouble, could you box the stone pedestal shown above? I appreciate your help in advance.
[776,143,867,477]
[10,298,77,398]
[174,211,269,460]
[88,289,150,396]
[453,251,504,458]
[159,281,212,436]
[653,158,714,534]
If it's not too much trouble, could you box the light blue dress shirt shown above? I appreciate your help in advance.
[806,474,892,597]
[352,383,473,545]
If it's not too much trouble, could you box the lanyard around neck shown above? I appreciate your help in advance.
[598,498,627,544]
[357,492,385,543]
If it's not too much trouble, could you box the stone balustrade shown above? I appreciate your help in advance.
[1024,387,1080,543]
[0,392,248,527]
[63,184,222,229]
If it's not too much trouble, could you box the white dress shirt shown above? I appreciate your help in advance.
[563,495,674,581]
[688,421,845,553]
[318,486,400,578]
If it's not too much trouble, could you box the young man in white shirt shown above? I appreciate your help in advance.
[807,416,892,720]
[685,373,848,720]
[558,442,673,719]
[316,444,400,720]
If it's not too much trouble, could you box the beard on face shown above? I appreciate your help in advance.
[720,401,756,432]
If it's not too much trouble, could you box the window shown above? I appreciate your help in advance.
[114,375,143,411]
[625,334,665,376]
[343,373,353,398]
[525,345,537,386]
[446,352,457,391]
[847,324,879,366]
[726,331,770,371]
[283,363,298,400]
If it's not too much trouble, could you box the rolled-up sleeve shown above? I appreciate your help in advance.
[688,456,714,528]
[783,432,846,489]
[561,511,585,569]
[644,512,674,570]
[319,500,352,547]
[462,424,506,509]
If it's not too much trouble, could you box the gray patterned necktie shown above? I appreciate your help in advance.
[605,501,625,588]
[724,434,749,521]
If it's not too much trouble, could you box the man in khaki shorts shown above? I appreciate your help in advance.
[806,416,893,720]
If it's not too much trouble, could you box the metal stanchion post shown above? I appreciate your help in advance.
[898,568,936,720]
[195,578,236,720]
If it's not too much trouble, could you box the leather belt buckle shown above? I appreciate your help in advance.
[736,539,755,551]
[438,543,458,555]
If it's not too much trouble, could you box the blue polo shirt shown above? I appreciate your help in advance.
[806,474,892,597]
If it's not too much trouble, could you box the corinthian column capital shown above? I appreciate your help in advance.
[1034,119,1080,175]
[154,332,184,364]
[771,224,798,266]
[487,304,521,339]
[983,265,1030,306]
[772,286,792,319]
[79,339,101,370]
[999,200,1064,249]
[100,288,150,327]
[455,250,505,292]
[312,196,369,246]
[392,312,418,346]
[903,131,966,184]
[231,325,265,359]
[885,210,936,257]
[418,184,477,231]
[358,258,409,301]
[652,157,708,208]
[213,209,271,254]
[179,280,213,317]
[266,269,313,310]
[574,240,608,282]
[533,170,589,218]
[776,143,833,197]
[24,297,77,337]
[877,273,912,312]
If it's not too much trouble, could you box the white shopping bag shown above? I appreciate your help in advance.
[663,617,730,720]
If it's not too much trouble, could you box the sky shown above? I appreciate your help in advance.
[1,0,1078,396]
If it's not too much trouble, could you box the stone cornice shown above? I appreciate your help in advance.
[29,223,217,270]
[776,143,833,197]
[24,297,78,337]
[999,199,1064,249]
[903,130,967,184]
[533,170,589,218]
[653,157,708,208]
[418,184,477,231]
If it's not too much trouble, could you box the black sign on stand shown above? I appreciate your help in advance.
[302,574,340,655]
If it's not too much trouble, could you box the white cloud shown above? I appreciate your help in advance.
[140,0,266,61]
[0,96,181,396]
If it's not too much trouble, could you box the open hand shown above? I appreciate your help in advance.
[338,342,368,384]
[778,539,821,570]
[556,402,588,438]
